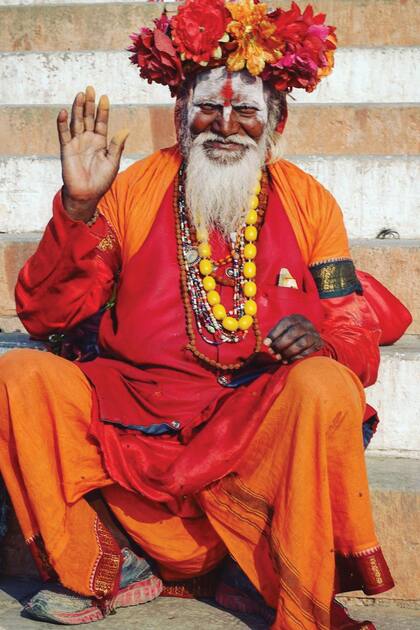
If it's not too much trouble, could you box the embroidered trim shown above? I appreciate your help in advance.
[89,517,121,599]
[309,256,348,267]
[309,258,363,298]
[352,545,381,558]
[97,233,116,252]
[335,546,394,596]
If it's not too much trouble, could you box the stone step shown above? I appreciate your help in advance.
[344,456,420,603]
[1,0,417,51]
[0,456,418,613]
[1,104,418,157]
[1,237,419,333]
[1,48,419,106]
[0,585,419,630]
[0,332,419,459]
[1,155,418,237]
[366,336,420,459]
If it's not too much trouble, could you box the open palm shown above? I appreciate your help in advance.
[57,86,128,221]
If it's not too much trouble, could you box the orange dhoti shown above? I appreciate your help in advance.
[0,349,386,629]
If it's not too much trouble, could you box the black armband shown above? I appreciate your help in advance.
[309,259,363,299]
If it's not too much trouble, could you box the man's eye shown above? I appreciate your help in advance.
[235,107,258,116]
[200,103,219,112]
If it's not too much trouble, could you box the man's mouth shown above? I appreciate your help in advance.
[204,140,245,152]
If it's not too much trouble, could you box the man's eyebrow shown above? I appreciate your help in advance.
[233,101,261,109]
[192,99,223,105]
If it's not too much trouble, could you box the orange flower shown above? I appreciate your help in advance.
[226,0,282,76]
[317,33,337,79]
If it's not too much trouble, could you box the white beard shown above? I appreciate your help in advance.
[184,131,266,239]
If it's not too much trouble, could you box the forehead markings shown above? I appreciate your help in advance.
[221,73,234,107]
[189,68,269,125]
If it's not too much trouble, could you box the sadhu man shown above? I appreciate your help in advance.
[0,1,398,628]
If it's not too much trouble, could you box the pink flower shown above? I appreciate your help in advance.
[264,2,336,92]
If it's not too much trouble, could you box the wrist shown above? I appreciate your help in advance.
[62,188,100,223]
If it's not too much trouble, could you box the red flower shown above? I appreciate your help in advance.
[265,2,336,92]
[171,0,229,63]
[128,19,184,95]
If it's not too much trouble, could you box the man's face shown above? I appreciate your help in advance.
[188,67,268,162]
[182,68,270,237]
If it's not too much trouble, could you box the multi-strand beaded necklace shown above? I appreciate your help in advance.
[175,164,268,371]
[174,165,267,371]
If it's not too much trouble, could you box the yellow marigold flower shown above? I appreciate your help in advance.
[226,0,282,76]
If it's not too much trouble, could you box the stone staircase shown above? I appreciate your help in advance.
[0,0,419,625]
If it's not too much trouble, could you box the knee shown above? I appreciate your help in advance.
[285,356,365,416]
[0,349,52,387]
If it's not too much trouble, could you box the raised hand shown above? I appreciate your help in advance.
[57,85,129,222]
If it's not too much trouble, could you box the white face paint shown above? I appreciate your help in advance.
[187,67,268,130]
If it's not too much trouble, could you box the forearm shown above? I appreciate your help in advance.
[15,190,120,337]
[319,294,381,387]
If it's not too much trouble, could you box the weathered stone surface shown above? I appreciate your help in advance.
[1,104,418,157]
[0,234,38,316]
[351,239,420,334]
[0,0,417,52]
[366,336,420,459]
[343,457,420,602]
[0,316,25,333]
[0,2,162,52]
[1,48,419,106]
[0,105,177,157]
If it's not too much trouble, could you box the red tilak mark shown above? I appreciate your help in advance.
[221,75,233,107]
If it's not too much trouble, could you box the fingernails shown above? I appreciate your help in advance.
[275,354,282,361]
[263,338,272,347]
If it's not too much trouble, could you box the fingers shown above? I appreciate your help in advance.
[107,128,130,164]
[83,85,96,132]
[57,109,71,147]
[264,315,309,347]
[264,315,323,363]
[70,91,85,137]
[274,335,320,362]
[68,87,109,138]
[94,95,110,137]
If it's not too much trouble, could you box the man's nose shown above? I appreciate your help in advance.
[213,108,240,137]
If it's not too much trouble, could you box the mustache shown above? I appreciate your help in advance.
[192,132,258,149]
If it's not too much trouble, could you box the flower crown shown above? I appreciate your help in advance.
[128,0,336,97]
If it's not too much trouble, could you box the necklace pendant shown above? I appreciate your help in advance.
[225,266,235,279]
[218,374,231,386]
[184,246,199,265]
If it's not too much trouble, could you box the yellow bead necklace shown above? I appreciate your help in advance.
[175,165,267,371]
[197,170,262,333]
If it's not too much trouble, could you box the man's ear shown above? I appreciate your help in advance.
[276,96,288,134]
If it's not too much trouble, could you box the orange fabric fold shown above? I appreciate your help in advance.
[200,356,378,629]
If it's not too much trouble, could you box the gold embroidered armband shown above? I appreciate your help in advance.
[309,259,363,298]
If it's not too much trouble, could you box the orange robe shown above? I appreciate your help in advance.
[1,148,393,629]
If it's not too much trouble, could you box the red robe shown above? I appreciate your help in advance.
[16,161,381,512]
